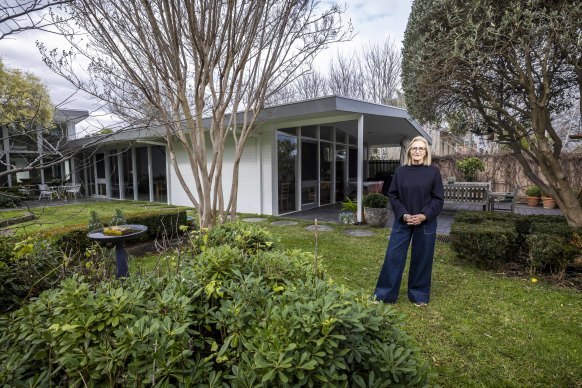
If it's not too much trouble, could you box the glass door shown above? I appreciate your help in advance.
[320,142,332,205]
[277,133,297,213]
[301,140,318,209]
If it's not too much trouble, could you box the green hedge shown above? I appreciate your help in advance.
[450,220,519,268]
[0,243,428,386]
[450,211,579,277]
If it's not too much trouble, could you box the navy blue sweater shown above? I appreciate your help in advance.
[388,165,444,222]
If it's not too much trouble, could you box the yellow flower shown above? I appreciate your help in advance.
[531,278,538,283]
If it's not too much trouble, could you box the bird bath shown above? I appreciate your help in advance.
[87,224,148,278]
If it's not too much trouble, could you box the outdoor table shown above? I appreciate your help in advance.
[87,224,148,278]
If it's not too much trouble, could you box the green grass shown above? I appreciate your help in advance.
[0,201,192,235]
[3,205,581,386]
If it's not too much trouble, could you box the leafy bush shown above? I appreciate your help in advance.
[341,197,357,212]
[187,221,277,256]
[525,185,541,197]
[87,209,103,232]
[0,247,427,386]
[0,188,28,208]
[362,193,389,208]
[526,234,578,279]
[0,237,69,312]
[450,221,519,268]
[456,156,485,182]
[0,209,187,312]
[125,208,186,239]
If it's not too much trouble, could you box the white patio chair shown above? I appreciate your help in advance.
[38,184,56,200]
[65,183,82,199]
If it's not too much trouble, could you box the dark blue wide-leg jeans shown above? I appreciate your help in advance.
[373,218,437,304]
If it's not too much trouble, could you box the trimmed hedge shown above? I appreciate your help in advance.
[450,220,519,268]
[450,211,580,277]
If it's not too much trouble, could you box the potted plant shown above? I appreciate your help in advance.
[340,197,357,224]
[525,185,541,207]
[456,156,485,182]
[363,193,389,228]
[541,191,557,209]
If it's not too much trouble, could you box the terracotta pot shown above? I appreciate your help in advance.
[541,196,557,209]
[525,196,540,207]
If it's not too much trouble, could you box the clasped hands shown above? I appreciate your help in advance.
[403,213,426,226]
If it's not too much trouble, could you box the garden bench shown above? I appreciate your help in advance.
[443,182,491,211]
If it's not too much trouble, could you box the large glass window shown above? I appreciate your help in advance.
[152,146,167,202]
[135,147,149,200]
[301,140,317,207]
[277,133,297,213]
[122,149,134,198]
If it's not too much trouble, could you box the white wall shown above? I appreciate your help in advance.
[169,134,269,215]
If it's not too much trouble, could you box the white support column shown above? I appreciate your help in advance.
[357,114,364,223]
[147,146,154,202]
[118,150,124,200]
[132,148,138,201]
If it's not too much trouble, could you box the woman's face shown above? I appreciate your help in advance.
[409,141,426,165]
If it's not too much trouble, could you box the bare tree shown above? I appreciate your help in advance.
[0,0,71,39]
[328,51,365,100]
[362,39,403,107]
[43,0,351,227]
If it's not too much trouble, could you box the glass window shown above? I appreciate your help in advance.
[301,125,317,139]
[320,125,333,141]
[277,134,297,213]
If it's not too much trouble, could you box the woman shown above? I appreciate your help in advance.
[373,136,444,306]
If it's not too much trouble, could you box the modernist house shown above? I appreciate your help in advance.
[67,96,429,221]
[0,109,89,188]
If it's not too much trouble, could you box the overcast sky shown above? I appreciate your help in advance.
[0,1,413,133]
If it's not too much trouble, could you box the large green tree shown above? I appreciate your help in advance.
[402,0,582,226]
[0,59,53,128]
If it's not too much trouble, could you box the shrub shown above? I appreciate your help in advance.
[0,248,427,386]
[187,222,277,256]
[526,233,578,279]
[108,208,127,226]
[525,185,542,197]
[125,208,187,239]
[362,192,389,208]
[456,156,485,182]
[450,221,519,268]
[87,209,103,232]
[0,237,68,312]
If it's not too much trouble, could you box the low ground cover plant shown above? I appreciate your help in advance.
[0,224,428,386]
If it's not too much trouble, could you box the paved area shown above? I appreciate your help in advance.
[283,202,563,235]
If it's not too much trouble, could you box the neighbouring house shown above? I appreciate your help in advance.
[68,96,430,222]
[0,109,89,187]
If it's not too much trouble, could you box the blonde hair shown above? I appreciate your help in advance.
[404,136,432,166]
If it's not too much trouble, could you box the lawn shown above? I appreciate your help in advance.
[2,204,581,386]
